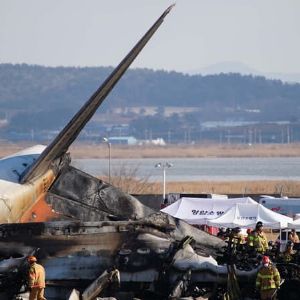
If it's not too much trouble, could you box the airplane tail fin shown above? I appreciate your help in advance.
[21,4,175,183]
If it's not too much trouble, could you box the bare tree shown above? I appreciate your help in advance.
[106,163,152,194]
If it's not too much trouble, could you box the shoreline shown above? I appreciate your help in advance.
[1,142,299,196]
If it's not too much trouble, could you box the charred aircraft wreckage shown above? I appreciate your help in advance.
[0,5,298,300]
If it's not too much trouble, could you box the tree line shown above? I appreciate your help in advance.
[0,63,299,138]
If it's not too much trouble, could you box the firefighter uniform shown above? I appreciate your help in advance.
[256,260,280,300]
[281,242,296,263]
[282,250,294,263]
[235,232,245,245]
[247,230,255,247]
[28,256,46,300]
[253,231,268,254]
[288,229,299,243]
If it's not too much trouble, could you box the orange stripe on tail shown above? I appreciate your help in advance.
[20,193,60,222]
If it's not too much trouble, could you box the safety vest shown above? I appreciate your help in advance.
[256,265,280,291]
[29,263,46,288]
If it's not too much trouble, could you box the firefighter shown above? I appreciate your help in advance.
[245,228,252,243]
[246,228,255,247]
[231,227,245,252]
[288,229,299,244]
[217,227,226,240]
[256,255,280,300]
[253,221,268,254]
[27,256,46,300]
[281,241,295,263]
[245,228,258,255]
[233,227,245,245]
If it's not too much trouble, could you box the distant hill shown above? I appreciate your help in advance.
[188,61,300,84]
[0,63,299,139]
[188,61,260,76]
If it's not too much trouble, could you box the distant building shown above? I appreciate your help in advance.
[108,136,137,145]
[139,138,166,146]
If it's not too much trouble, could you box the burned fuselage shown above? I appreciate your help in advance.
[0,210,228,299]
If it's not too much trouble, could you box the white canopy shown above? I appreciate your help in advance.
[160,197,256,225]
[207,203,293,229]
[287,218,300,229]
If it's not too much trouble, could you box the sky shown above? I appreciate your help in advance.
[1,0,300,75]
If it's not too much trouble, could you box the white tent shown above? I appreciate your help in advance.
[160,197,256,225]
[287,218,300,229]
[207,203,293,229]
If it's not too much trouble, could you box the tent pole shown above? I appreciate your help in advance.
[280,228,282,251]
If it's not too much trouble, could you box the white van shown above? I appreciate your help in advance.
[259,197,300,218]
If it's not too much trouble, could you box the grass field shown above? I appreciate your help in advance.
[154,180,300,197]
[70,142,300,158]
[107,177,300,197]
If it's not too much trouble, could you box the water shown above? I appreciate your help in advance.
[72,157,300,182]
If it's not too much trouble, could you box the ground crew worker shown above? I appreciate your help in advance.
[27,256,46,300]
[253,221,268,254]
[288,229,299,244]
[256,255,280,300]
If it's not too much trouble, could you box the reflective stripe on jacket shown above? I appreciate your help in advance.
[29,263,46,288]
[256,265,280,291]
[283,253,293,262]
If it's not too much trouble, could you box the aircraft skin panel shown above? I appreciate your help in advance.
[0,146,45,183]
[19,192,60,223]
[0,169,55,223]
[1,145,46,160]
